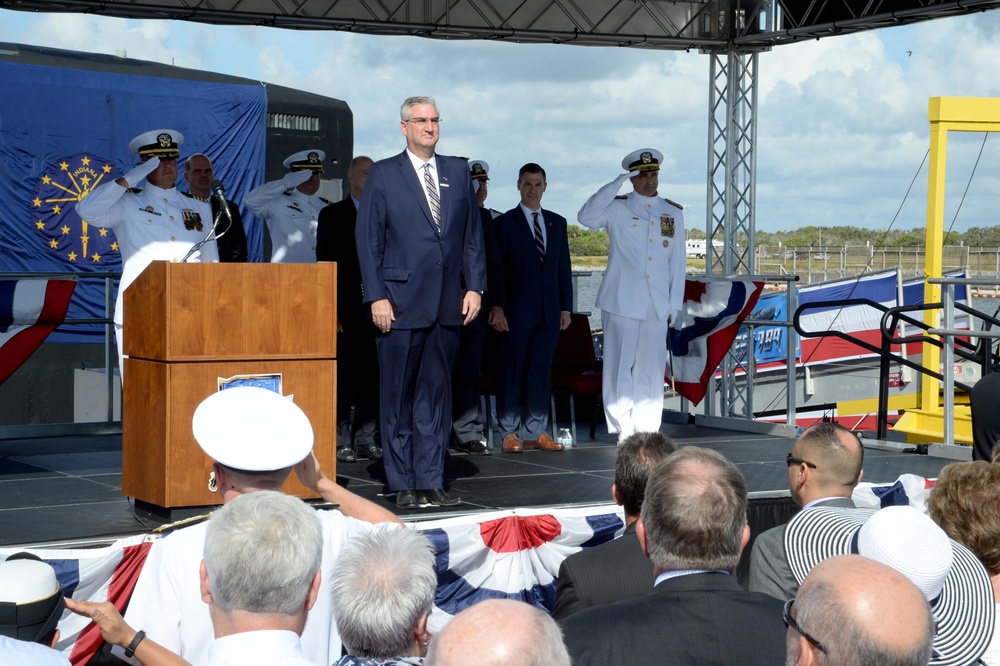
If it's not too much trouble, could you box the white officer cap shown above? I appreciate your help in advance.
[192,387,313,472]
[622,148,663,173]
[128,129,184,158]
[283,149,326,172]
[0,554,64,642]
[469,160,490,181]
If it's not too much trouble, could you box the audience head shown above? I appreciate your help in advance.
[192,387,314,501]
[928,460,1000,578]
[201,491,322,631]
[330,528,437,659]
[425,599,570,666]
[785,504,996,665]
[787,421,864,506]
[638,446,748,574]
[786,554,933,666]
[613,431,676,519]
[0,553,64,647]
[992,438,1000,463]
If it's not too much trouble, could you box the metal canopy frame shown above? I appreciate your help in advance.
[4,0,999,422]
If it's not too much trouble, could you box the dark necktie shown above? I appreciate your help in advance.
[533,211,545,262]
[423,163,442,234]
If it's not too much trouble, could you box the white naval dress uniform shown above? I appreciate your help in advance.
[74,181,218,373]
[122,510,385,666]
[244,180,327,263]
[207,630,316,666]
[578,172,686,437]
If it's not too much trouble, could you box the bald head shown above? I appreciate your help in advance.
[786,555,933,666]
[425,599,570,666]
[788,422,864,506]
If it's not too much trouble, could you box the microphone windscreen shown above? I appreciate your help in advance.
[211,179,225,193]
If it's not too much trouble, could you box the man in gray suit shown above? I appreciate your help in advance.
[560,447,786,665]
[552,431,675,620]
[749,421,864,600]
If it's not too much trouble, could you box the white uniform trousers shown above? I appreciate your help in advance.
[601,307,668,439]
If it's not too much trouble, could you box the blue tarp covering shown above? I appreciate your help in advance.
[0,61,267,341]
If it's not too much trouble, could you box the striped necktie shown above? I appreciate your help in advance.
[533,211,545,262]
[423,163,442,234]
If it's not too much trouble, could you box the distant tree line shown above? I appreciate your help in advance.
[755,225,1000,247]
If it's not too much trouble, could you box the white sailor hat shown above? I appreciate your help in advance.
[283,149,326,172]
[192,387,313,472]
[128,129,184,158]
[0,554,64,643]
[469,160,490,181]
[622,148,663,173]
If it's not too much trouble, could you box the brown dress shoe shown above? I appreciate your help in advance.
[525,432,565,451]
[501,433,523,453]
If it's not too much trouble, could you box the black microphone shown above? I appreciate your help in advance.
[211,179,235,234]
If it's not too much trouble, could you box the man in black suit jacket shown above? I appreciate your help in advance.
[316,156,381,463]
[552,431,675,620]
[560,447,787,665]
[182,153,248,262]
[488,163,572,454]
[356,96,486,510]
[748,421,864,599]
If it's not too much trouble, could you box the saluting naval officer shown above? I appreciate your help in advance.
[75,129,219,378]
[577,149,686,441]
[244,149,330,263]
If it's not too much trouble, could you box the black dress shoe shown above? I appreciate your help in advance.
[336,446,356,463]
[357,444,383,460]
[419,488,462,507]
[457,439,491,456]
[396,489,419,509]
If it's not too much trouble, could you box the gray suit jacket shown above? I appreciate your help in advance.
[561,572,787,665]
[748,496,857,600]
[551,521,654,621]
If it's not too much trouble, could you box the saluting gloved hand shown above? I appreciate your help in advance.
[282,169,313,190]
[123,158,160,188]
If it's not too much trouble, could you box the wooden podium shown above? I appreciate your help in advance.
[122,262,337,509]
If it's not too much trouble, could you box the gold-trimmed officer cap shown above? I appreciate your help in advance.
[622,148,663,173]
[283,149,326,172]
[128,129,184,158]
[469,160,490,181]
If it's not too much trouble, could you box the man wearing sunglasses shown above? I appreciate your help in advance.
[786,554,933,666]
[749,421,864,600]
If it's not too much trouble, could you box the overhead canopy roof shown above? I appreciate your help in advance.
[2,0,999,50]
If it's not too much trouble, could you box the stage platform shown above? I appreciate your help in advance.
[0,415,957,549]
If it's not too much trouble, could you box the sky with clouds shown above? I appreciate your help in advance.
[2,8,1000,235]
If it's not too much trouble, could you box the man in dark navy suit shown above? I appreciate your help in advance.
[488,163,572,454]
[316,156,381,464]
[356,96,486,509]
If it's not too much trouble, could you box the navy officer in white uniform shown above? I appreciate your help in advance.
[75,129,218,377]
[577,149,686,440]
[244,149,331,263]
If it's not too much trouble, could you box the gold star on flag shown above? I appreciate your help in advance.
[49,239,59,248]
[33,198,42,207]
[99,228,108,236]
[59,161,69,171]
[81,156,91,166]
[81,175,91,186]
[35,220,45,230]
[53,205,62,215]
[68,251,77,261]
[81,235,89,244]
[102,164,112,173]
[42,175,51,185]
[91,253,101,262]
[111,242,119,251]
[61,225,70,234]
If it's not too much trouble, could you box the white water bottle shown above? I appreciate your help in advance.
[557,428,573,448]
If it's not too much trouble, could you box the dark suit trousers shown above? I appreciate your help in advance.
[336,323,379,448]
[496,325,559,440]
[451,326,486,445]
[377,322,459,491]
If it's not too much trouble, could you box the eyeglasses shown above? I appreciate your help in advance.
[783,598,827,654]
[786,452,818,470]
[406,117,442,126]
